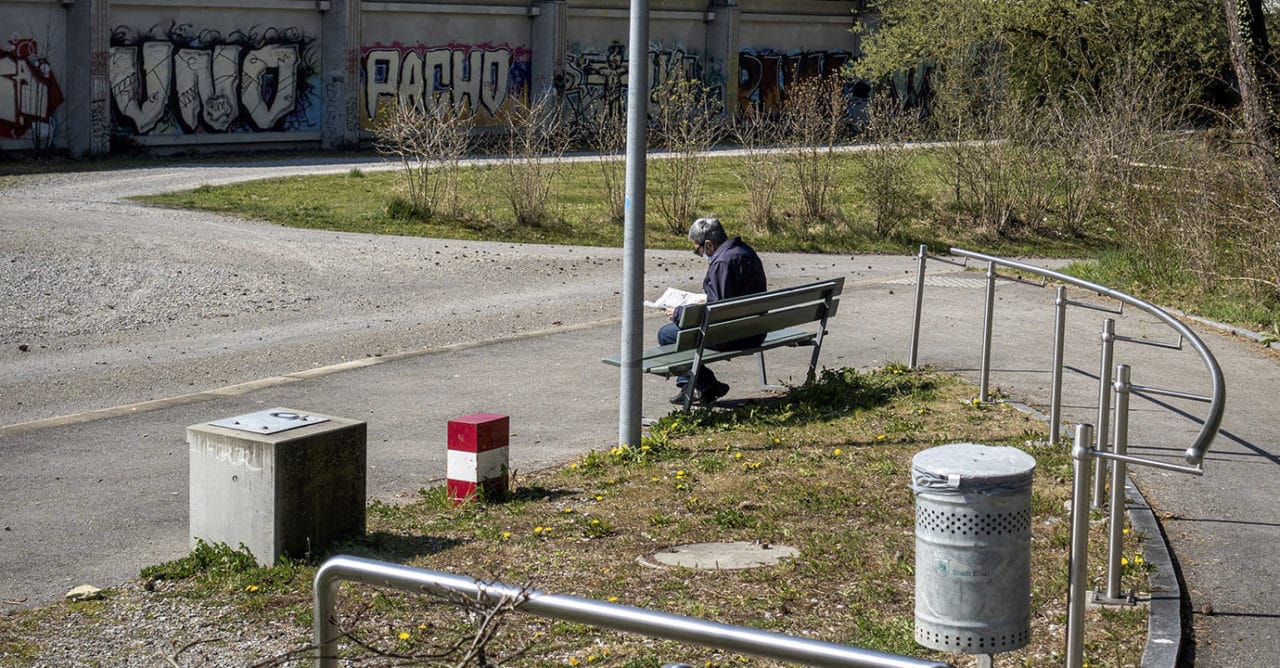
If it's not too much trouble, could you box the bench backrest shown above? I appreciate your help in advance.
[672,278,844,350]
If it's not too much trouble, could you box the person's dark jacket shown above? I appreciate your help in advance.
[675,236,768,349]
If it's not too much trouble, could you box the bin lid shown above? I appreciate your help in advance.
[911,443,1036,495]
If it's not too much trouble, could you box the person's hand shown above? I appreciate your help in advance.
[665,307,676,321]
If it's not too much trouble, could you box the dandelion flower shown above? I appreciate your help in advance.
[398,631,410,640]
[534,526,544,534]
[607,596,619,602]
[245,584,259,593]
[569,658,581,666]
[563,508,574,514]
[833,448,843,456]
[595,495,603,501]
[1120,557,1129,566]
[772,437,781,445]
[501,531,512,540]
[591,519,601,525]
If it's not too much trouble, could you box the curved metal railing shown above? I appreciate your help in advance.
[313,554,952,668]
[925,246,1225,468]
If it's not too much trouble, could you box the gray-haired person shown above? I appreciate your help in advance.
[658,217,768,405]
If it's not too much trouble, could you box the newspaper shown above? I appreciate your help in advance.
[644,287,706,310]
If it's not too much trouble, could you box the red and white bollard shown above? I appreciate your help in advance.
[446,413,510,505]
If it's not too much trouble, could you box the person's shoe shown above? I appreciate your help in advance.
[670,386,697,404]
[700,381,730,405]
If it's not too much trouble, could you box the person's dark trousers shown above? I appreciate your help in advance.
[658,322,720,391]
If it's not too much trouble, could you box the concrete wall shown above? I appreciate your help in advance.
[1,0,864,157]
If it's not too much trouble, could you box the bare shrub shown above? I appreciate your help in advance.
[650,77,724,234]
[372,102,474,219]
[502,93,570,227]
[784,76,847,225]
[852,91,922,238]
[584,110,628,225]
[732,108,787,234]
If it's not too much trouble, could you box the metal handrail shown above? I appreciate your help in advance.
[313,555,952,668]
[947,247,1225,466]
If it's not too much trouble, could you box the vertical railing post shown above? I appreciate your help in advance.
[1105,364,1133,601]
[1092,318,1115,508]
[979,260,997,402]
[909,244,928,369]
[1049,286,1068,446]
[1066,423,1095,668]
[315,569,341,667]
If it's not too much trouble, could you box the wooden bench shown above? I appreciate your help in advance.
[602,277,844,412]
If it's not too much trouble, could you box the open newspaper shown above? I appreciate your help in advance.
[644,287,706,310]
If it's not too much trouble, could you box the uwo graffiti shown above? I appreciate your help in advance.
[1,38,64,140]
[361,43,532,126]
[109,25,319,135]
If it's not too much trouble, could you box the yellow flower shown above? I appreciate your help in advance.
[595,495,603,501]
[641,444,651,451]
[676,483,686,490]
[245,584,259,593]
[591,519,601,525]
[607,595,619,602]
[735,453,743,460]
[419,624,427,630]
[876,434,886,441]
[1123,527,1131,535]
[676,470,686,478]
[534,526,544,534]
[588,655,598,663]
[563,508,574,514]
[569,658,581,666]
[398,631,410,640]
[833,448,843,456]
[1134,555,1144,564]
[772,437,781,445]
[651,476,659,482]
[501,531,512,540]
[690,497,699,504]
[1120,557,1129,566]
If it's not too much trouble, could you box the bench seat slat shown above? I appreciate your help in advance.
[601,328,817,375]
[677,278,844,327]
[674,299,839,350]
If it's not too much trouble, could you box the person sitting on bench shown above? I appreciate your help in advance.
[659,216,768,405]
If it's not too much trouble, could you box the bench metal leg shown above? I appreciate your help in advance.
[757,352,768,387]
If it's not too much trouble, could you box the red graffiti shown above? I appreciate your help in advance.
[0,38,64,139]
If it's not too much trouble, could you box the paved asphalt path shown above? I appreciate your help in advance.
[1,157,1277,666]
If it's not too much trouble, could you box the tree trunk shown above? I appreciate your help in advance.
[1223,0,1280,188]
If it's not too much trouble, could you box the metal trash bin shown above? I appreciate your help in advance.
[912,443,1036,656]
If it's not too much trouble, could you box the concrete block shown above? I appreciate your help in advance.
[187,408,366,565]
[446,413,509,504]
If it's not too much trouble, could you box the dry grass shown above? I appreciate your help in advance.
[0,368,1148,667]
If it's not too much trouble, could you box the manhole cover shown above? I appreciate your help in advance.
[639,542,799,570]
[881,274,990,289]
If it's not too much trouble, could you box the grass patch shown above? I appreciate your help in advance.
[1062,249,1280,335]
[0,367,1147,666]
[132,150,1105,257]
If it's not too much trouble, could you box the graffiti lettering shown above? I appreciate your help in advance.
[0,38,64,140]
[109,25,318,136]
[562,42,724,125]
[361,43,531,127]
[738,48,868,117]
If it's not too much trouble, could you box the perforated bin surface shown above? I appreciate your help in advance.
[911,444,1035,656]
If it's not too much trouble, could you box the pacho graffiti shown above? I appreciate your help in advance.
[109,24,319,135]
[0,38,64,140]
[361,43,531,126]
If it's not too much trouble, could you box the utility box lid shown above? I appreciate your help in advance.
[209,408,330,435]
[911,443,1036,495]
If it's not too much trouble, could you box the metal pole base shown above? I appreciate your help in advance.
[1090,590,1139,607]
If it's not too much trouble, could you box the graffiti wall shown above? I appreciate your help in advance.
[360,43,531,128]
[738,48,869,116]
[562,42,724,125]
[1,38,64,140]
[109,24,320,136]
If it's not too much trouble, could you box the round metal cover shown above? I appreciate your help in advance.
[640,541,799,570]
